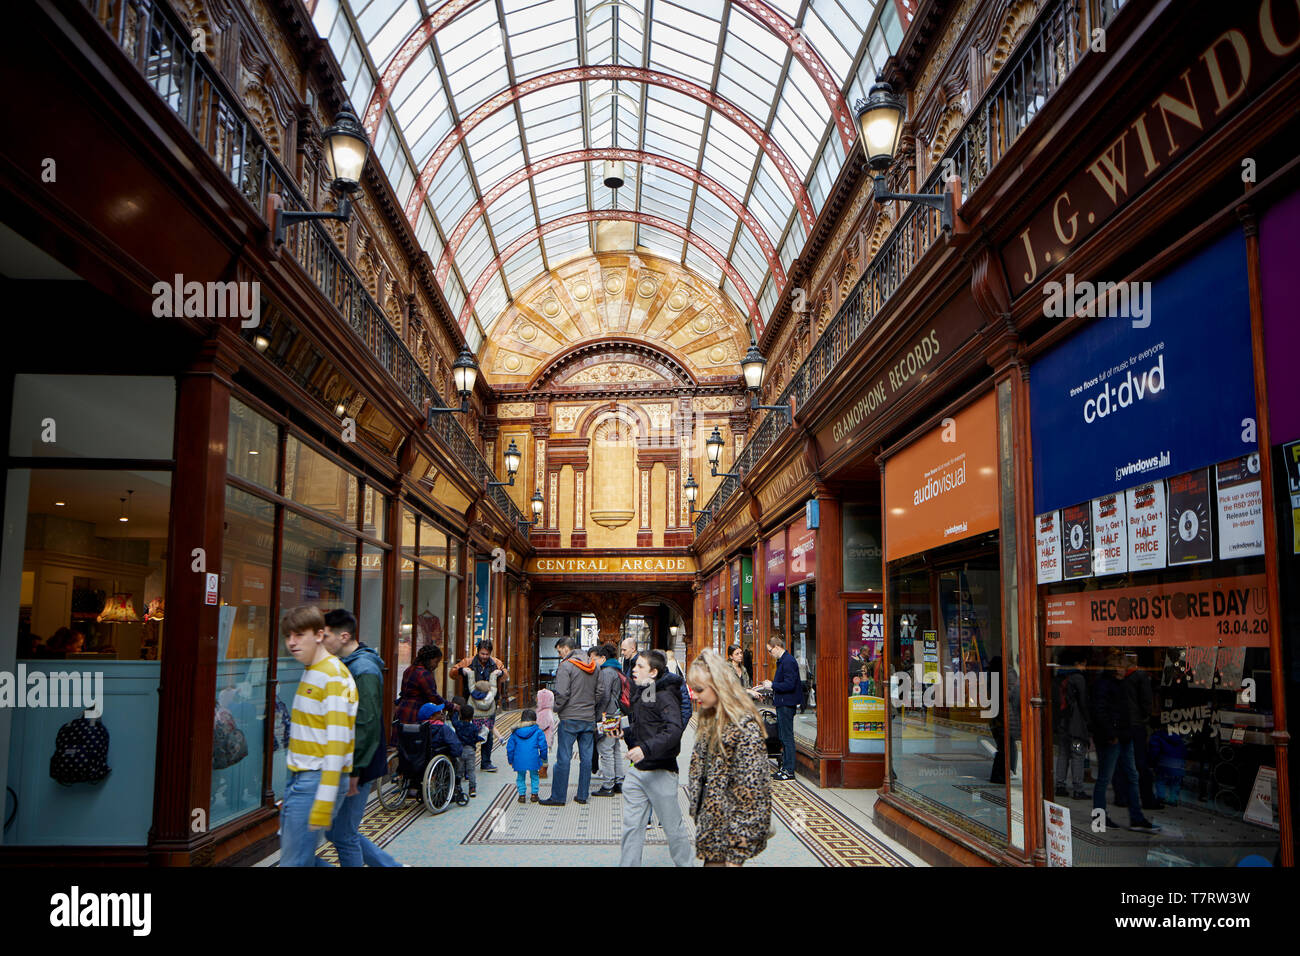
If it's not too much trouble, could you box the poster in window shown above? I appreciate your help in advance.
[1167,469,1214,565]
[1061,503,1093,580]
[1036,511,1063,584]
[1244,766,1280,830]
[1090,493,1127,576]
[1125,481,1167,571]
[1215,454,1265,560]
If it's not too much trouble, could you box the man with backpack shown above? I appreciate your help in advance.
[1053,648,1090,800]
[591,643,630,797]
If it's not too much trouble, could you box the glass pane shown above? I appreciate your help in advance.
[417,571,448,693]
[792,582,817,746]
[214,486,272,827]
[284,436,354,525]
[228,397,277,490]
[358,543,384,651]
[397,559,415,690]
[9,374,176,460]
[402,507,418,552]
[2,467,169,845]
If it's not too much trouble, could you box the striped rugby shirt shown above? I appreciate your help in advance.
[287,654,359,827]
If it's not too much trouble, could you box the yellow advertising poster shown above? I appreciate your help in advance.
[849,696,885,753]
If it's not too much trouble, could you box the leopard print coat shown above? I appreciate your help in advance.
[687,714,772,864]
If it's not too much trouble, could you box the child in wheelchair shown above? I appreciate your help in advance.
[394,701,462,793]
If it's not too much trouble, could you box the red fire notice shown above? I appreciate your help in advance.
[1044,574,1269,647]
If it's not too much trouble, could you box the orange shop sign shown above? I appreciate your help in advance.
[1044,574,1269,647]
[884,391,1000,562]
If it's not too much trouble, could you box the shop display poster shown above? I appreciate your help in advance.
[1167,469,1214,565]
[1244,767,1279,830]
[1283,440,1300,554]
[921,630,940,684]
[1044,801,1073,867]
[1091,493,1128,576]
[1029,229,1255,515]
[1215,454,1265,560]
[1036,510,1063,584]
[1061,502,1093,580]
[1125,480,1167,571]
[1043,574,1269,647]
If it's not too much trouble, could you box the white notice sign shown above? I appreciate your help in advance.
[1090,493,1127,576]
[1044,800,1073,867]
[1125,481,1167,571]
[1216,454,1266,560]
[1036,511,1063,584]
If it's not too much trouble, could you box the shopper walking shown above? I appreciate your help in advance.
[320,609,401,866]
[759,637,802,780]
[620,637,638,677]
[1116,653,1161,810]
[1053,648,1090,800]
[279,605,358,867]
[539,637,598,806]
[687,650,772,866]
[590,643,628,797]
[614,649,694,867]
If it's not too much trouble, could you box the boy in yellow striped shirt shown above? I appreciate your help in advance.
[279,605,358,866]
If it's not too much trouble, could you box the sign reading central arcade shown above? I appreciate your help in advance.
[528,555,696,574]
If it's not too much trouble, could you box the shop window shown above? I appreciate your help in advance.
[227,397,277,490]
[888,544,1007,846]
[215,486,272,827]
[285,435,355,526]
[8,374,175,461]
[2,466,171,846]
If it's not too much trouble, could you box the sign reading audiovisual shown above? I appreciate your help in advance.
[1029,230,1255,515]
[884,391,1000,562]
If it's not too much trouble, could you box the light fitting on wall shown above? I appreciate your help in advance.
[705,426,741,479]
[272,109,371,245]
[530,488,545,523]
[684,473,700,517]
[855,79,954,233]
[428,346,480,418]
[487,439,521,488]
[740,343,793,416]
[253,333,271,352]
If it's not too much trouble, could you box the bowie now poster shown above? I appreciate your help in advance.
[1167,469,1214,566]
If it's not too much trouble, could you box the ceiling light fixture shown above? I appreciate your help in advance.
[118,489,134,523]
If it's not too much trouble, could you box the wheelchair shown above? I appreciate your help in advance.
[374,721,456,815]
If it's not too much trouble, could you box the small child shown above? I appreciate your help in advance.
[469,673,500,768]
[450,696,482,802]
[535,688,557,778]
[506,708,547,804]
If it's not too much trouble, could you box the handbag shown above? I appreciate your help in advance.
[212,706,249,769]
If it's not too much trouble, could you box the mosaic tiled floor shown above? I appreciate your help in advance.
[462,781,696,846]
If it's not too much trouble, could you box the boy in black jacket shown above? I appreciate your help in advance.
[612,650,694,867]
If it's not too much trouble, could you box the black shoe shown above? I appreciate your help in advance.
[518,794,527,804]
[1129,819,1161,833]
[1105,816,1121,830]
[1054,786,1069,798]
[592,787,616,797]
[538,797,565,807]
[612,782,623,794]
[481,764,498,772]
[575,798,588,805]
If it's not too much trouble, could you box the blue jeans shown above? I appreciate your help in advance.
[280,769,348,867]
[775,705,797,774]
[1093,738,1147,826]
[516,770,540,795]
[321,781,401,867]
[547,718,595,802]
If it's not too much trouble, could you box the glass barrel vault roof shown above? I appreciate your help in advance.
[309,0,905,348]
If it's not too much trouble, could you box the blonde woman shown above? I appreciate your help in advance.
[686,650,773,866]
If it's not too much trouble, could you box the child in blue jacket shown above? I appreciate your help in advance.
[506,708,548,804]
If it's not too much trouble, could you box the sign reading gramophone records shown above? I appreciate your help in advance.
[527,556,696,575]
[884,391,999,562]
[1043,574,1269,648]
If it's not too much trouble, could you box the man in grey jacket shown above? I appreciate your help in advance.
[540,637,599,806]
